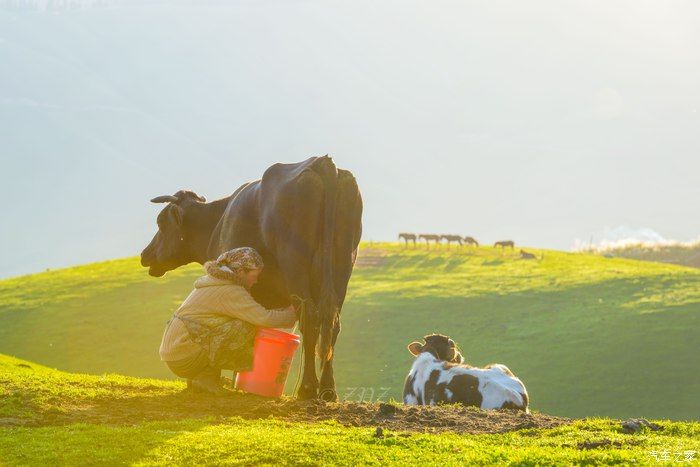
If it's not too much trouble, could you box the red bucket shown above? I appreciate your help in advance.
[235,328,300,398]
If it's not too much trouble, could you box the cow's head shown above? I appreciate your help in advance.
[140,190,206,277]
[407,334,463,364]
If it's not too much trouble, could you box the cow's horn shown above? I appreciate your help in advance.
[150,195,179,204]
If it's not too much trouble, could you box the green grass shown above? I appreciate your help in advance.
[1,243,699,420]
[1,355,699,465]
[5,418,699,466]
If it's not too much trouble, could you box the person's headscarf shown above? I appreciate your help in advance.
[204,247,264,285]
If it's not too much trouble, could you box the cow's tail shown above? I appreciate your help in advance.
[316,156,339,362]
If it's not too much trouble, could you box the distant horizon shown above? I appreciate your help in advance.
[3,229,699,280]
[2,1,699,278]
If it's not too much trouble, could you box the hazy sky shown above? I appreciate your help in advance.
[2,0,699,278]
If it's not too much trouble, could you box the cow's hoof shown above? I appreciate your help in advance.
[318,388,337,402]
[296,384,318,400]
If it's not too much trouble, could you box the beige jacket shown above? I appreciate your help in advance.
[159,275,297,362]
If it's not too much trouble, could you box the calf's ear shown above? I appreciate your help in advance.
[407,341,424,356]
[452,351,464,364]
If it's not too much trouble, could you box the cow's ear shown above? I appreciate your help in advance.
[452,351,464,364]
[407,341,424,356]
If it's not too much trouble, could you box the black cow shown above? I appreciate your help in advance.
[141,156,363,400]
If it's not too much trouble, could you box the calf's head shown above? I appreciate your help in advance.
[407,334,463,363]
[140,190,206,277]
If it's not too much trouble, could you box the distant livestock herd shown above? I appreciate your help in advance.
[398,233,540,259]
[398,232,515,249]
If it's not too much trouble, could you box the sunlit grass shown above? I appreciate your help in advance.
[1,355,699,465]
[4,418,699,466]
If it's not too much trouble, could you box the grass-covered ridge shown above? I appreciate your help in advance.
[1,354,699,465]
[1,243,698,420]
[583,240,700,269]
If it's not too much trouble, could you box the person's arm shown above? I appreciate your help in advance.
[218,286,297,328]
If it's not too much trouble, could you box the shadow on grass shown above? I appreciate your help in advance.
[443,256,466,272]
[0,419,213,466]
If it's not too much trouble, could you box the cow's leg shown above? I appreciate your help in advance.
[318,322,340,401]
[297,304,320,400]
[276,256,319,400]
[279,265,319,400]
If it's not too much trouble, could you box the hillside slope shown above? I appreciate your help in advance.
[584,241,700,269]
[1,243,698,420]
[2,354,699,465]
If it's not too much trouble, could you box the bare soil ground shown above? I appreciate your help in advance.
[353,248,388,268]
[28,388,570,434]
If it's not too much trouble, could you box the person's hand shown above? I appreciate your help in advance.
[285,304,299,320]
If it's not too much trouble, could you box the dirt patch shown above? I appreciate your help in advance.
[577,439,623,450]
[0,418,26,426]
[354,248,388,269]
[19,389,570,435]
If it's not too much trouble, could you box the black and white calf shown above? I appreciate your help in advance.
[403,334,529,412]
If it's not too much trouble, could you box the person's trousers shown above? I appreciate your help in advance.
[166,350,212,379]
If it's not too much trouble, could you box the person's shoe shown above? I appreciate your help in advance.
[220,374,235,389]
[190,368,225,395]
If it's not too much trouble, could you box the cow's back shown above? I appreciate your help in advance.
[258,157,329,259]
[213,181,264,254]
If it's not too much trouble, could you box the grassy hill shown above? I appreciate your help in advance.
[583,241,700,269]
[2,354,699,465]
[1,243,698,421]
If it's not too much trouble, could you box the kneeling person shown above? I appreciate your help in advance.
[159,247,297,394]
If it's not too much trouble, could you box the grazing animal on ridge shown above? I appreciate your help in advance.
[463,236,479,247]
[140,156,363,401]
[440,234,463,248]
[494,240,515,250]
[403,334,529,412]
[419,234,441,249]
[520,249,537,260]
[398,233,417,247]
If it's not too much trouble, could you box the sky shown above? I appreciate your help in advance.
[1,0,699,278]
